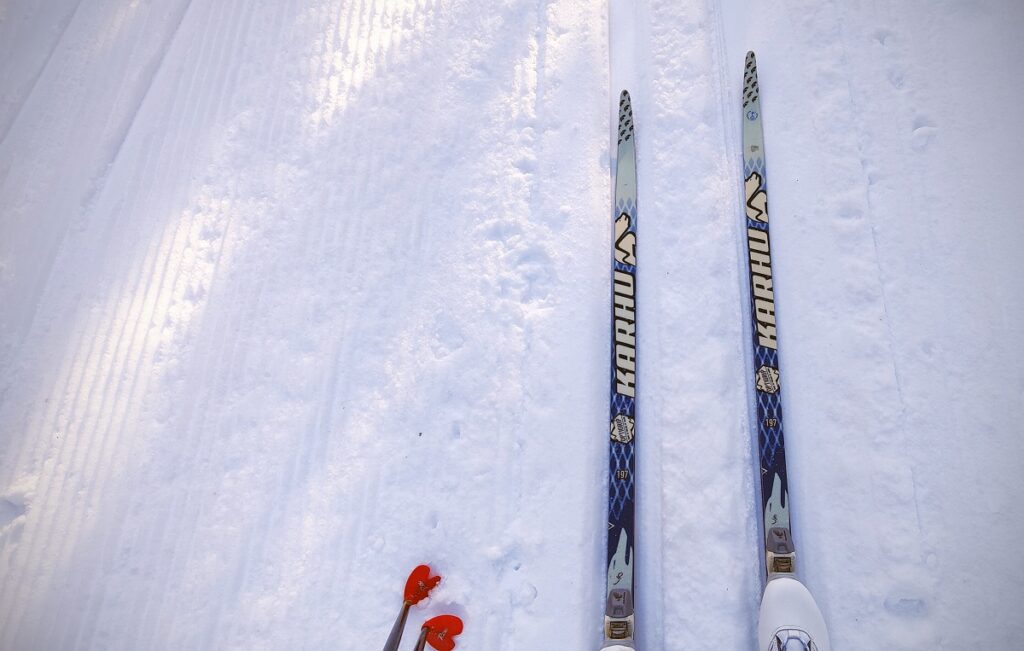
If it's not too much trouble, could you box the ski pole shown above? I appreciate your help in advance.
[412,615,463,651]
[381,565,441,651]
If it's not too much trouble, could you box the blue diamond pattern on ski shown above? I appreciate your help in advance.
[616,198,636,218]
[744,157,766,178]
[745,153,782,468]
[754,340,783,467]
[611,394,634,413]
[759,403,783,464]
[609,439,635,520]
[607,188,636,532]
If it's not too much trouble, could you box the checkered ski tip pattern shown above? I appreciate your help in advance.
[743,51,759,108]
[618,91,634,145]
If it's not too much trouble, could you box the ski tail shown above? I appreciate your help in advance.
[603,89,638,650]
[741,51,831,651]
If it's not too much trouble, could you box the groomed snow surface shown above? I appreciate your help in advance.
[1,0,1022,649]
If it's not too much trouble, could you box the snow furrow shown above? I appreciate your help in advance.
[0,1,1021,649]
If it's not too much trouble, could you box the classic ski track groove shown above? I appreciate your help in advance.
[70,2,234,644]
[134,8,260,643]
[39,2,233,645]
[0,2,1017,649]
[702,0,768,638]
[3,49,206,638]
[0,0,197,389]
[0,0,85,148]
[2,0,189,478]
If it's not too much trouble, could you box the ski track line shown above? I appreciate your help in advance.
[229,1,377,643]
[0,0,224,642]
[18,0,428,646]
[3,167,167,647]
[1,109,118,643]
[161,0,408,642]
[834,3,914,424]
[190,0,365,643]
[159,277,265,650]
[857,8,934,543]
[819,0,909,513]
[706,0,759,623]
[91,4,263,642]
[1,0,193,479]
[50,211,188,651]
[140,4,295,645]
[0,305,107,645]
[306,92,380,651]
[87,0,197,225]
[291,12,369,597]
[638,0,722,645]
[0,224,138,647]
[829,2,909,420]
[159,268,272,650]
[298,4,443,642]
[40,1,343,647]
[292,326,352,650]
[0,0,197,394]
[829,3,939,641]
[485,5,556,644]
[52,156,208,650]
[0,0,85,148]
[101,54,222,651]
[17,1,580,648]
[634,2,668,647]
[779,1,929,645]
[311,0,348,130]
[56,2,243,642]
[494,2,551,646]
[704,0,769,646]
[59,4,238,642]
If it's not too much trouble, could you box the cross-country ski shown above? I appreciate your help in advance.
[741,51,829,651]
[0,3,1018,649]
[602,89,639,651]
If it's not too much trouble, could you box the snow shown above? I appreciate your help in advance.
[1,0,1022,649]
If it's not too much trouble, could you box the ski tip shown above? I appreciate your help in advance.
[743,53,759,108]
[422,614,463,651]
[404,564,442,604]
[617,90,634,145]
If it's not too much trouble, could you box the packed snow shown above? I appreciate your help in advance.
[1,0,1022,648]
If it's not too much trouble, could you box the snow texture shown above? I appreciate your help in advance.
[1,0,1022,649]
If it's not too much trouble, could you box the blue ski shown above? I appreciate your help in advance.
[741,51,830,651]
[602,89,638,651]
